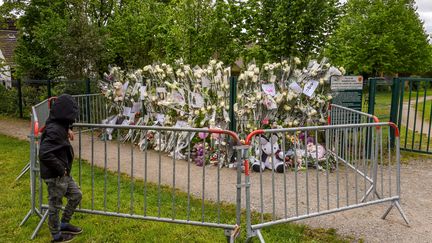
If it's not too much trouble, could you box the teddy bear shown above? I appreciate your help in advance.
[113,81,124,102]
[251,135,285,173]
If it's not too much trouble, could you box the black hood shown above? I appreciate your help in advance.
[48,94,79,125]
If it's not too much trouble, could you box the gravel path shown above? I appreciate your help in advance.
[1,117,431,242]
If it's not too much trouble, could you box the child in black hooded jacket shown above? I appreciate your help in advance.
[39,94,82,242]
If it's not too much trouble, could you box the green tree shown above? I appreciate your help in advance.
[159,0,239,65]
[325,0,432,76]
[14,0,112,79]
[106,0,166,69]
[239,0,340,63]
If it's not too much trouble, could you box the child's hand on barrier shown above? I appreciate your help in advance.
[68,129,75,141]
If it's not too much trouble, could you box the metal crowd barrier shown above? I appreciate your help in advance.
[329,104,379,125]
[20,96,409,242]
[242,122,409,241]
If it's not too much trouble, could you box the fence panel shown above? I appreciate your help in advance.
[21,96,410,242]
[242,122,408,241]
[390,78,432,153]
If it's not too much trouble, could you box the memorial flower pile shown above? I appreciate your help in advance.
[99,57,344,169]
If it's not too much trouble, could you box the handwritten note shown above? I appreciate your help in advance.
[123,107,132,117]
[156,113,165,124]
[156,87,167,93]
[175,120,189,127]
[190,92,205,108]
[171,91,185,105]
[131,102,142,113]
[201,76,211,88]
[262,83,276,97]
[303,80,319,97]
[140,85,147,100]
[289,82,303,93]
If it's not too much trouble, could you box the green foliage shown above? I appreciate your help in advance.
[7,0,342,80]
[14,0,110,79]
[0,84,18,115]
[238,0,340,62]
[0,83,48,118]
[325,0,432,76]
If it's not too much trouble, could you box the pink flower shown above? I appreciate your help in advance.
[198,132,208,139]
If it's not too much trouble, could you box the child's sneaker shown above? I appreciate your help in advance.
[60,222,83,235]
[51,233,74,242]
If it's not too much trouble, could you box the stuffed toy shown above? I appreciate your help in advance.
[251,135,285,173]
[113,81,124,102]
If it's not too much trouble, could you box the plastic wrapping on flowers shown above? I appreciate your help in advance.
[98,57,344,170]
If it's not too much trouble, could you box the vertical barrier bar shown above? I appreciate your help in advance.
[282,134,287,218]
[158,131,162,218]
[131,141,134,215]
[91,128,94,210]
[354,127,359,204]
[270,132,276,219]
[315,132,320,212]
[217,140,221,223]
[294,136,299,216]
[305,131,310,214]
[104,135,107,211]
[202,135,206,223]
[325,129,330,210]
[78,127,82,204]
[144,130,148,216]
[187,132,191,221]
[117,129,121,213]
[335,128,340,208]
[258,134,264,222]
[345,128,349,206]
[235,141,242,226]
[172,135,177,220]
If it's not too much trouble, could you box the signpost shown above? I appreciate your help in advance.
[331,76,364,111]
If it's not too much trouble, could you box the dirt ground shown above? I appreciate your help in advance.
[1,116,431,243]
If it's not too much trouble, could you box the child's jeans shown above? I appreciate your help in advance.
[44,175,82,235]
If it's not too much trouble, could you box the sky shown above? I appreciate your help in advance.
[416,0,432,35]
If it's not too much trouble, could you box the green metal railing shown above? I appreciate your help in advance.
[367,77,432,154]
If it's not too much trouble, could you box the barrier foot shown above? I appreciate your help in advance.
[19,208,43,227]
[382,200,410,225]
[225,225,240,243]
[360,186,373,202]
[19,210,32,226]
[16,162,30,181]
[30,210,48,240]
[394,200,410,225]
[256,230,265,243]
[361,186,381,203]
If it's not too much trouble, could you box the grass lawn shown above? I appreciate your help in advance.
[0,134,352,242]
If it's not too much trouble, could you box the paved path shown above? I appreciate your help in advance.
[1,117,431,242]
